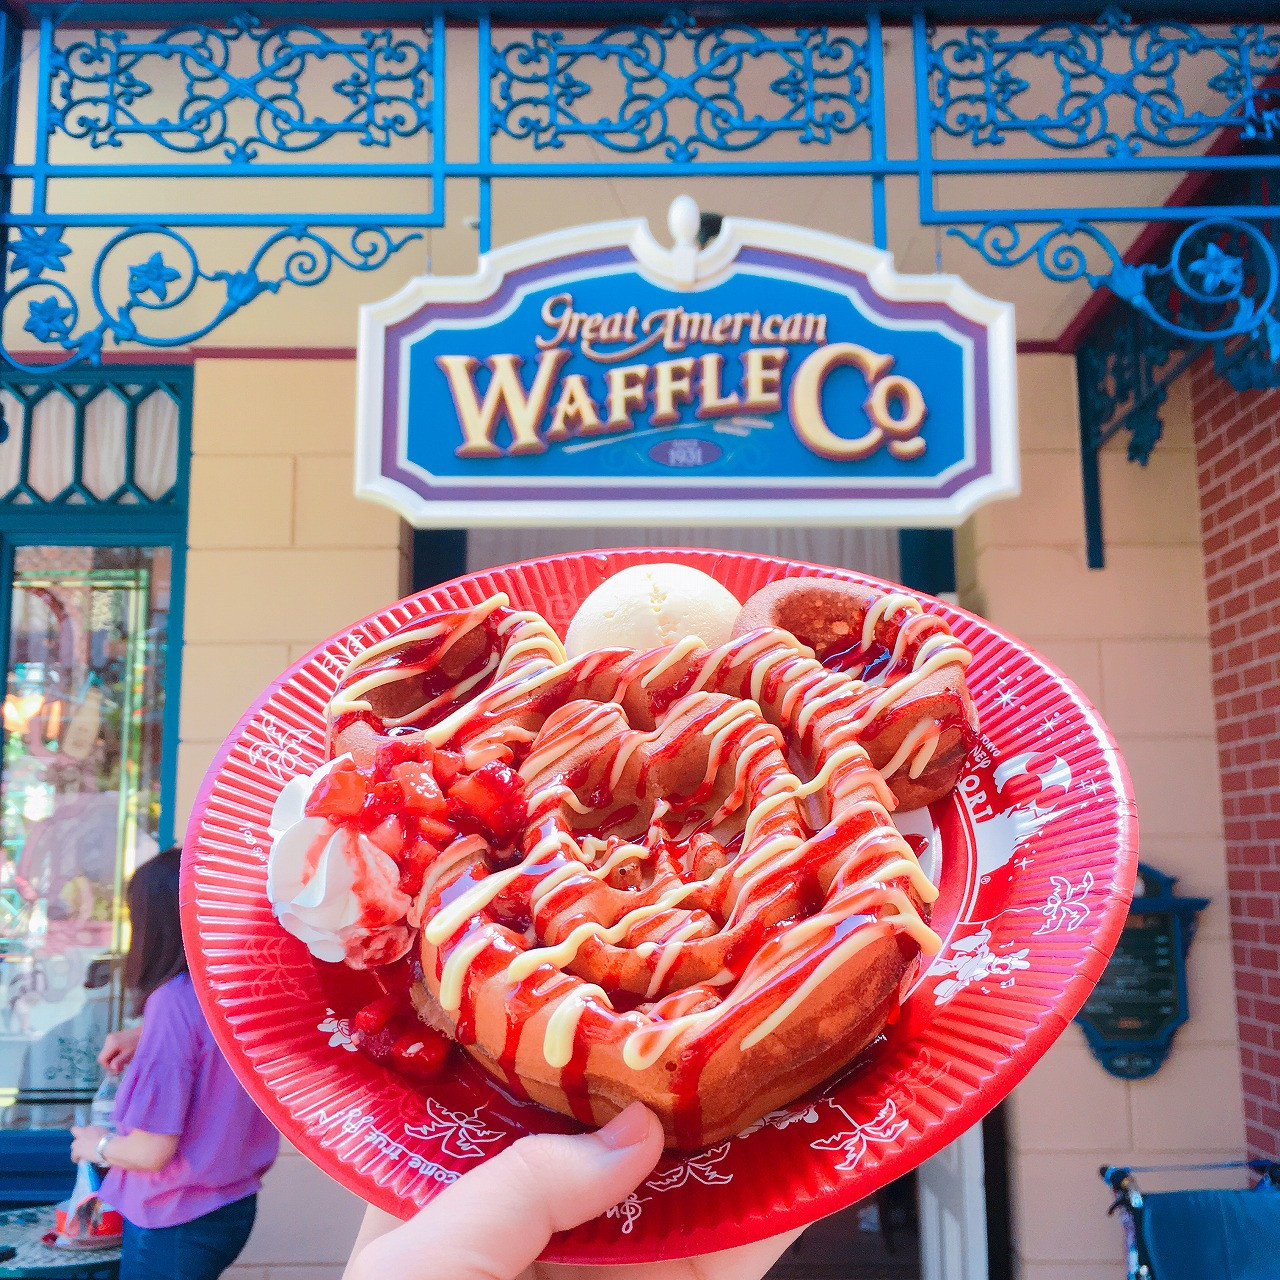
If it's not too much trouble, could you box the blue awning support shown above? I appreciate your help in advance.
[1076,312,1200,569]
[1073,168,1279,567]
[0,5,1273,371]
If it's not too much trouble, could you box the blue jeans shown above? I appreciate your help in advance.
[121,1194,257,1280]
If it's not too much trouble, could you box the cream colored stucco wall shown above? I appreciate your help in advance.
[958,356,1246,1280]
[177,356,405,1278]
[175,356,408,826]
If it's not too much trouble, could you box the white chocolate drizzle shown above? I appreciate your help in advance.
[328,586,974,1089]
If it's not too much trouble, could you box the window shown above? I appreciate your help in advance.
[0,369,189,1129]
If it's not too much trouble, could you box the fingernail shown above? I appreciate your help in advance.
[598,1102,653,1150]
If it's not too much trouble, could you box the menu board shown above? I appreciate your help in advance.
[1076,910,1184,1079]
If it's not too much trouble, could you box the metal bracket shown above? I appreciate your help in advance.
[1074,169,1280,568]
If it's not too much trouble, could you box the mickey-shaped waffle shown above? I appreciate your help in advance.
[267,571,978,1147]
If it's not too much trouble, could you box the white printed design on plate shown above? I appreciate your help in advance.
[646,1144,735,1192]
[736,1102,824,1137]
[404,1100,505,1161]
[316,1107,458,1184]
[318,1011,358,1052]
[756,1056,950,1173]
[1035,871,1094,934]
[930,927,1031,1004]
[607,1144,735,1235]
[319,634,372,682]
[247,715,316,784]
[608,1054,952,1234]
[811,1098,910,1172]
[606,1192,648,1235]
[235,824,267,863]
[816,1054,955,1171]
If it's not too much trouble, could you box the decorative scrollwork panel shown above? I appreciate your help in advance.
[50,16,436,163]
[1215,318,1280,391]
[0,3,1274,376]
[951,215,1279,344]
[929,7,1280,154]
[4,224,419,369]
[1077,308,1192,464]
[490,12,870,163]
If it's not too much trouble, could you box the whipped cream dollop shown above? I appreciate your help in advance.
[267,756,413,968]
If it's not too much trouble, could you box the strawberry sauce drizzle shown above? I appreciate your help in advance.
[317,591,971,1133]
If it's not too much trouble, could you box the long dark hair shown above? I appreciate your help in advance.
[124,846,188,1016]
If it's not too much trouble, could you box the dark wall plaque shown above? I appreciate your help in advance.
[1075,864,1208,1079]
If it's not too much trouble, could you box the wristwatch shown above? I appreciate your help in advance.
[94,1133,113,1166]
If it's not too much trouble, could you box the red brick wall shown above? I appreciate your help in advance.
[1190,356,1280,1157]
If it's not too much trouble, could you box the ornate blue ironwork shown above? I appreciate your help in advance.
[1075,306,1200,568]
[1207,172,1280,391]
[1069,171,1280,566]
[953,216,1278,343]
[50,16,435,163]
[929,8,1280,155]
[1078,308,1192,465]
[490,12,869,163]
[1066,207,1280,568]
[0,4,1271,373]
[1215,314,1280,390]
[2,224,417,368]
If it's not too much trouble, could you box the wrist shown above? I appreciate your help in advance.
[94,1132,113,1166]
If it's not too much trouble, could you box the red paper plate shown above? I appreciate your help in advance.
[181,548,1138,1264]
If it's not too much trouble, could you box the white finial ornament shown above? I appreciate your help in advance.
[668,195,700,247]
[668,195,700,283]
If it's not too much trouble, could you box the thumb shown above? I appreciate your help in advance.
[348,1102,663,1280]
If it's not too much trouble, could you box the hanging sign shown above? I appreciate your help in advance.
[357,197,1018,527]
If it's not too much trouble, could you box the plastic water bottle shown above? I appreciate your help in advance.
[90,1072,118,1135]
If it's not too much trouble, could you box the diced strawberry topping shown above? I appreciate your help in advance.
[367,814,407,859]
[363,779,406,826]
[304,759,367,820]
[375,738,433,773]
[447,761,527,845]
[397,838,447,898]
[431,749,464,790]
[416,814,459,847]
[390,761,448,817]
[390,1027,450,1080]
[353,991,403,1035]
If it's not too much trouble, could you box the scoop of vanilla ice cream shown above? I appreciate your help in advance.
[564,563,741,657]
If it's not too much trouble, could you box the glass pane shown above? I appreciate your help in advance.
[134,392,179,500]
[0,545,170,1127]
[83,391,128,500]
[26,395,75,501]
[0,391,23,499]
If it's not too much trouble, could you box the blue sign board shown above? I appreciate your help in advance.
[357,197,1018,527]
[1075,863,1209,1080]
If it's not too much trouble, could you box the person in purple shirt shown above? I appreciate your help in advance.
[70,847,280,1280]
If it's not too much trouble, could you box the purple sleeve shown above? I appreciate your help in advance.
[113,984,197,1137]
